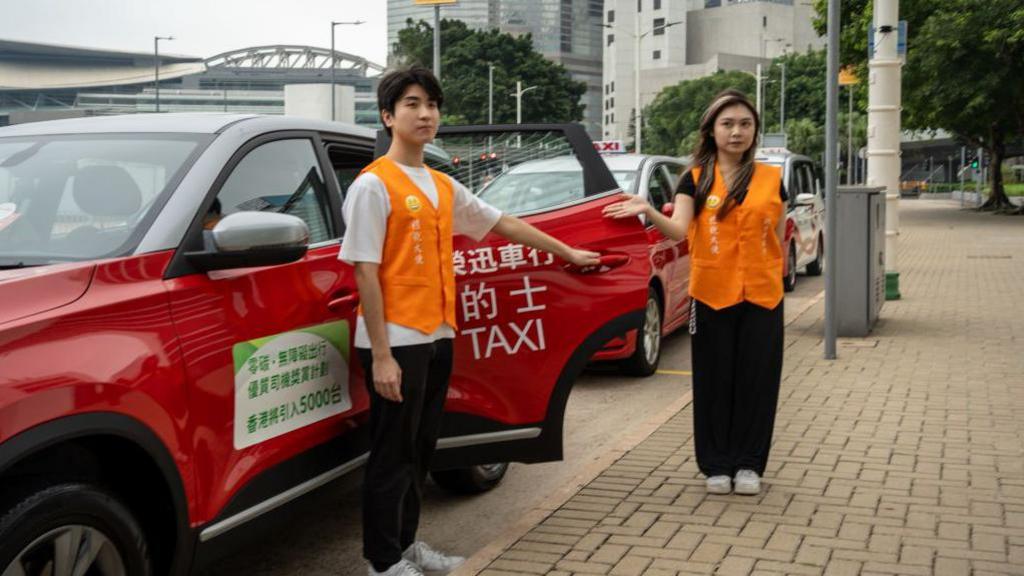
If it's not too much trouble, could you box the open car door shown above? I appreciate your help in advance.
[373,124,652,469]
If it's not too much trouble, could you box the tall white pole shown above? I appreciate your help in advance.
[154,36,173,113]
[154,37,160,113]
[433,5,441,79]
[780,61,786,133]
[330,20,363,122]
[755,63,762,131]
[634,10,642,154]
[488,64,494,124]
[516,80,522,124]
[867,0,902,300]
[824,0,840,359]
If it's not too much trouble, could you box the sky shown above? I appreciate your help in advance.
[0,0,390,65]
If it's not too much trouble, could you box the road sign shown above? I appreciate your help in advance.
[593,140,626,154]
[839,66,859,86]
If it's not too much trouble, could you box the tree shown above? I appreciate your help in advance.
[785,118,824,163]
[643,71,756,157]
[761,50,829,132]
[813,0,1024,212]
[391,19,587,125]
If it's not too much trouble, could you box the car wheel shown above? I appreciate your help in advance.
[621,287,662,377]
[431,463,509,494]
[806,235,824,276]
[783,244,797,292]
[0,483,151,576]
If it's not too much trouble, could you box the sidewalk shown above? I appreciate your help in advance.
[459,200,1024,576]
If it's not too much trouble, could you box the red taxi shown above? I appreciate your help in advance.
[0,115,651,575]
[467,151,692,376]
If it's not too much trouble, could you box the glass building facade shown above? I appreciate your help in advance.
[387,0,603,137]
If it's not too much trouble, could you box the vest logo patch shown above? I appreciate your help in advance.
[405,195,422,213]
[706,195,722,209]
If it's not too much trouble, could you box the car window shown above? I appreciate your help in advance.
[435,130,586,215]
[664,162,685,185]
[215,139,332,244]
[790,159,806,198]
[611,171,638,194]
[803,164,820,197]
[325,141,374,210]
[0,134,204,263]
[646,164,673,209]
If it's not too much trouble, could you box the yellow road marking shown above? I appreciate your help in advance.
[656,369,692,376]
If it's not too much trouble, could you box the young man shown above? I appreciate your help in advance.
[340,67,600,576]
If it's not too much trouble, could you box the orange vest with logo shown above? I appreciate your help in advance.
[687,162,784,310]
[359,156,458,334]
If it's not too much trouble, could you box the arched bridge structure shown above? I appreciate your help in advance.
[204,45,384,76]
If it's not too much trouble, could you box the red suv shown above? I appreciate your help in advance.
[0,116,651,575]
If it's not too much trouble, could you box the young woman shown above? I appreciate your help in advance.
[604,90,787,495]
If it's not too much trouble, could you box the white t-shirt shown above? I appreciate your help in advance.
[339,161,503,349]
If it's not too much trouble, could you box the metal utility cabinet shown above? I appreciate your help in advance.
[836,186,886,336]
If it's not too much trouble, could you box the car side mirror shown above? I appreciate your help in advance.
[186,212,309,272]
[795,193,816,206]
[661,202,674,217]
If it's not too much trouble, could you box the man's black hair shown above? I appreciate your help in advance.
[377,66,444,136]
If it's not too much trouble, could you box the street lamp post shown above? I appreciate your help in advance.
[603,19,681,154]
[780,61,786,132]
[433,5,441,79]
[512,80,538,124]
[330,20,365,122]
[154,35,174,113]
[488,63,494,124]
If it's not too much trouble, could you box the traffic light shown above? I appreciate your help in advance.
[971,158,979,170]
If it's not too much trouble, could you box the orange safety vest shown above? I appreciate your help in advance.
[687,162,784,310]
[358,156,458,334]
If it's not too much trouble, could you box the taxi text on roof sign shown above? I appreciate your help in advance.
[593,140,626,154]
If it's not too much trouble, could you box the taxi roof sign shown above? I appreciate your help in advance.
[593,140,626,154]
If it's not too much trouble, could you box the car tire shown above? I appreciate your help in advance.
[783,244,797,292]
[431,463,510,494]
[620,287,663,377]
[0,482,151,576]
[806,235,824,276]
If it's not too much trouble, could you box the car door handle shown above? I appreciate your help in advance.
[327,292,360,313]
[565,253,630,275]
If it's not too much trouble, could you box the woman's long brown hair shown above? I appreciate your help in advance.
[684,89,760,220]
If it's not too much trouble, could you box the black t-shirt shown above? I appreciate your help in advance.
[675,170,788,203]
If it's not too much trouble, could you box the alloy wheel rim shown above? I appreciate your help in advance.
[788,248,797,285]
[643,298,661,365]
[2,525,126,576]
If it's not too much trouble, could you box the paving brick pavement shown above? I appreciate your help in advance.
[459,201,1024,576]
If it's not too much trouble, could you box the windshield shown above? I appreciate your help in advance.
[0,134,205,265]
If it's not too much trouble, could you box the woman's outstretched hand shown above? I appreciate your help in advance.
[602,194,650,219]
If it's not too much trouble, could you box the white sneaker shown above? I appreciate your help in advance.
[368,559,424,576]
[705,475,732,494]
[734,469,761,495]
[403,541,465,574]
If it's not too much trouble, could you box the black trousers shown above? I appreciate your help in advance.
[690,299,784,477]
[357,339,453,570]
